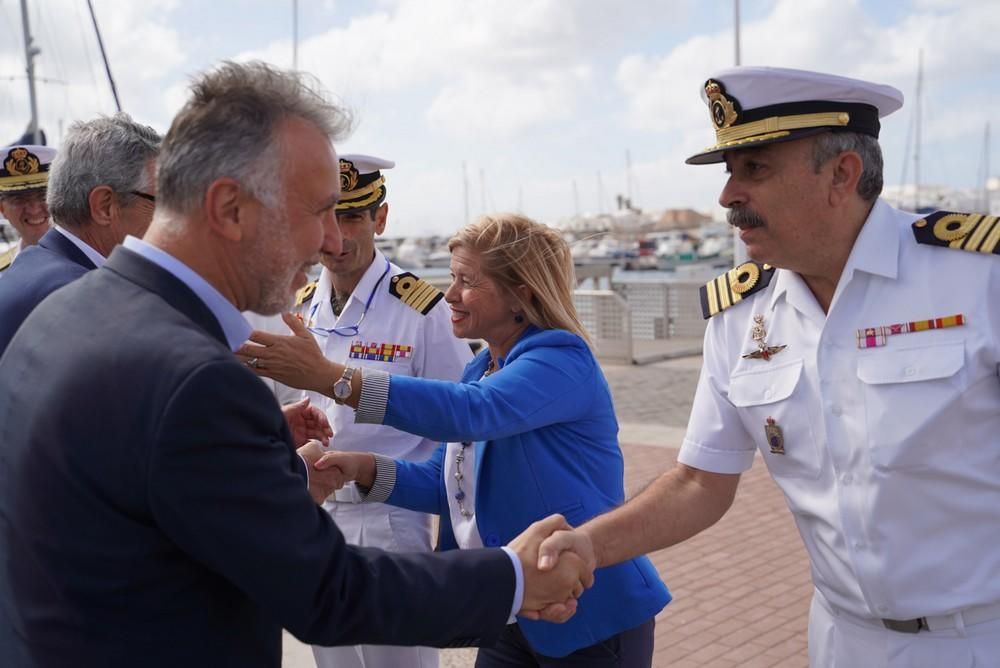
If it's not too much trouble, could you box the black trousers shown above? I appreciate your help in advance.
[475,618,655,668]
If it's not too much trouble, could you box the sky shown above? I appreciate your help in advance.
[0,0,997,238]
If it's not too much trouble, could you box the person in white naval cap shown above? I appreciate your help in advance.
[0,144,56,273]
[247,154,471,668]
[536,66,1000,667]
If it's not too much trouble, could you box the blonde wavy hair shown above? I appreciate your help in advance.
[448,213,592,346]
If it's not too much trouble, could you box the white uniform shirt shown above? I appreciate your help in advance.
[304,250,471,465]
[679,199,1000,621]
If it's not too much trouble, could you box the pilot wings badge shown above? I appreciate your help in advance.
[742,314,786,361]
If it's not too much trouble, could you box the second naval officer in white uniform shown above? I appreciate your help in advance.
[298,155,471,668]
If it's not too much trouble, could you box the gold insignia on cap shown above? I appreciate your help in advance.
[705,79,740,130]
[912,210,1000,256]
[340,160,359,192]
[4,147,40,177]
[389,272,443,315]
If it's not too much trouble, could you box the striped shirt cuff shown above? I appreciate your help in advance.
[356,368,390,425]
[362,454,397,504]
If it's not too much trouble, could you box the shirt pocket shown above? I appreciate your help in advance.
[856,341,966,470]
[730,358,821,480]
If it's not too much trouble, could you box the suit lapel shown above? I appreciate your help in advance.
[104,246,228,346]
[38,228,98,271]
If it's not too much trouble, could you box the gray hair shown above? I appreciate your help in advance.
[811,131,884,202]
[47,113,162,227]
[157,61,352,216]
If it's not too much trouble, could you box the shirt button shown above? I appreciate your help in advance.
[831,405,843,416]
[485,533,501,547]
[853,540,865,549]
[904,366,916,377]
[877,605,889,614]
[763,387,773,400]
[841,473,853,485]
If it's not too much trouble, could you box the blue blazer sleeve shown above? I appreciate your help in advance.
[383,330,600,443]
[388,443,446,515]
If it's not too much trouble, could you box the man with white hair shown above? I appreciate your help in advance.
[0,61,591,668]
[0,115,160,354]
[539,66,1000,667]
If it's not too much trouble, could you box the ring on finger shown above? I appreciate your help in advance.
[247,357,260,369]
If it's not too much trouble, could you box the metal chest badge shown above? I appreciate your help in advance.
[765,417,785,455]
[742,314,787,361]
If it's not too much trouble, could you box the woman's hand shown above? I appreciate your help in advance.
[281,397,333,446]
[314,451,378,490]
[236,313,338,392]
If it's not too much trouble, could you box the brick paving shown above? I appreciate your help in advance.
[285,356,814,667]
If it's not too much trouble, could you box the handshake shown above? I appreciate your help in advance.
[296,442,599,622]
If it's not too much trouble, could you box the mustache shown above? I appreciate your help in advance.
[727,207,767,229]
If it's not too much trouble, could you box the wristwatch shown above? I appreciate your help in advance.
[332,367,356,405]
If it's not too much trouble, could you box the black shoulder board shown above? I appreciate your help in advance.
[912,211,1000,255]
[295,281,317,307]
[699,261,776,319]
[389,272,443,315]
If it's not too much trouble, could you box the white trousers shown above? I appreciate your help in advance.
[809,590,1000,668]
[311,502,439,668]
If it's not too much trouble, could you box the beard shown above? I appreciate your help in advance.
[244,205,302,316]
[727,206,767,230]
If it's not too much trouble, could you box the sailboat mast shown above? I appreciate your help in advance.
[19,0,40,144]
[86,0,122,112]
[913,49,922,211]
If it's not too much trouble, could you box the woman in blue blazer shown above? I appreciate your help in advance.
[249,214,670,666]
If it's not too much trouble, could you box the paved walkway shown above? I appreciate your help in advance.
[284,357,813,667]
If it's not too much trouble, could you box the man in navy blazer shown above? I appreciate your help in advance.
[0,113,161,355]
[0,61,591,668]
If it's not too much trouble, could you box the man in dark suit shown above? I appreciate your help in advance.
[0,61,590,668]
[0,113,161,355]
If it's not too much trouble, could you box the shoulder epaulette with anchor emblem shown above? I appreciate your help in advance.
[389,271,443,315]
[700,261,776,319]
[294,281,317,307]
[912,211,1000,256]
[0,247,14,273]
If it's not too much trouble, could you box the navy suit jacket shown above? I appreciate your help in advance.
[0,227,97,356]
[0,247,514,667]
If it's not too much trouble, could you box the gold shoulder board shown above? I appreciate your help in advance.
[699,261,776,319]
[912,211,1000,256]
[389,272,443,315]
[0,247,14,272]
[295,281,317,307]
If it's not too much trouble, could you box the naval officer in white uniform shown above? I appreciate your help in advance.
[281,155,471,668]
[537,67,1000,667]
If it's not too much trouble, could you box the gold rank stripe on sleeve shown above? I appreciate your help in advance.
[699,261,776,319]
[389,272,444,315]
[912,211,1000,255]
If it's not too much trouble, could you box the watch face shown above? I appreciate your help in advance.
[333,379,351,400]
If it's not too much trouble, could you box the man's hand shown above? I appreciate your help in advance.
[509,515,595,624]
[281,397,333,446]
[314,450,377,490]
[297,440,346,504]
[236,313,333,392]
[537,528,597,574]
